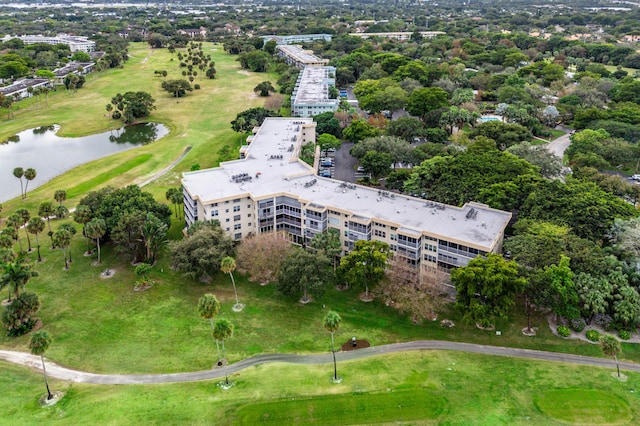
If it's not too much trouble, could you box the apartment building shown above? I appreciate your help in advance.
[291,66,339,117]
[2,34,96,52]
[275,45,329,69]
[182,118,511,276]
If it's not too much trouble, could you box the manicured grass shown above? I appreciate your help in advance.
[235,389,447,424]
[2,351,639,425]
[535,389,632,425]
[66,154,152,198]
[0,42,275,213]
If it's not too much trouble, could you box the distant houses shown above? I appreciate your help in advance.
[0,78,50,100]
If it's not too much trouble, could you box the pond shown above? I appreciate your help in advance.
[0,122,169,203]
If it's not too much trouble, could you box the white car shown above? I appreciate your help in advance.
[632,174,640,181]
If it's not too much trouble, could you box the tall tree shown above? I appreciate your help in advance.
[85,218,106,264]
[221,256,242,311]
[29,330,53,400]
[197,293,221,348]
[236,231,292,284]
[38,201,55,243]
[26,217,45,262]
[309,229,342,271]
[73,205,93,254]
[53,228,71,269]
[277,248,331,303]
[6,213,23,254]
[452,253,527,327]
[23,168,36,199]
[13,167,24,199]
[15,208,31,252]
[338,240,390,299]
[213,318,234,368]
[323,311,342,381]
[600,334,622,378]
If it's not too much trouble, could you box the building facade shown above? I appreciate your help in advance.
[182,118,511,278]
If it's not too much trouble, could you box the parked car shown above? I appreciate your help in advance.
[632,174,640,181]
[319,169,331,177]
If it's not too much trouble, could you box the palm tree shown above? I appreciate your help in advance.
[54,205,69,221]
[13,167,24,199]
[197,293,221,347]
[1,257,38,300]
[58,223,76,264]
[53,228,71,269]
[29,330,53,400]
[6,213,23,254]
[323,311,342,381]
[27,217,45,262]
[38,202,55,246]
[221,256,242,311]
[23,168,36,199]
[85,218,106,264]
[600,334,623,378]
[54,190,67,207]
[16,208,31,252]
[213,318,234,383]
[73,205,92,254]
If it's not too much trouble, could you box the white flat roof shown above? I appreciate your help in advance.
[277,44,327,64]
[293,67,338,106]
[183,118,511,251]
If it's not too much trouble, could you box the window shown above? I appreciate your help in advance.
[226,218,230,222]
[234,215,241,221]
[390,234,397,241]
[233,205,241,212]
[225,208,229,213]
[234,224,241,230]
[211,210,219,217]
[233,198,240,203]
[374,229,386,238]
[226,227,230,231]
[247,213,252,217]
[212,203,218,207]
[247,204,251,208]
[235,233,242,239]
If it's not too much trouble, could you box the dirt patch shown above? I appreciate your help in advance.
[237,70,251,76]
[100,268,116,279]
[340,339,371,352]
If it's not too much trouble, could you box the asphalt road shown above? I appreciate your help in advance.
[2,340,638,385]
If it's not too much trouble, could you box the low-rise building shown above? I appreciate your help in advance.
[1,34,95,52]
[0,78,51,100]
[291,66,339,118]
[182,118,511,279]
[262,34,332,45]
[276,44,329,69]
[52,61,94,85]
[349,31,445,41]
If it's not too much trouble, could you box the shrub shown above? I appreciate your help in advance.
[194,84,201,90]
[594,314,612,329]
[586,329,601,342]
[570,318,586,332]
[557,325,571,337]
[619,330,631,340]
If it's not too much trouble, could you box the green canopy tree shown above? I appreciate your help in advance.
[309,229,342,271]
[54,190,67,207]
[38,201,55,244]
[452,253,526,327]
[53,228,72,269]
[1,257,38,301]
[6,213,23,254]
[254,81,276,97]
[161,79,193,98]
[277,247,331,303]
[323,310,342,381]
[29,330,53,400]
[338,240,390,299]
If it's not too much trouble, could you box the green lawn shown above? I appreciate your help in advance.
[1,42,275,213]
[2,351,639,425]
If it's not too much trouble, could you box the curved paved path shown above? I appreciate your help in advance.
[2,341,639,385]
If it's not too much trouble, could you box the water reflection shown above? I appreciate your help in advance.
[0,122,169,202]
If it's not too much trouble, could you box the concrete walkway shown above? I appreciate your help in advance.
[2,340,638,385]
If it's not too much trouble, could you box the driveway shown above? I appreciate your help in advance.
[333,142,357,183]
